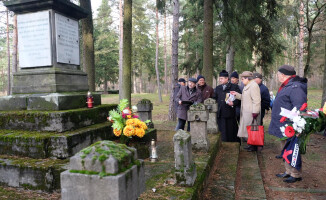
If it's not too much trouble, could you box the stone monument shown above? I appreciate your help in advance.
[187,104,209,151]
[0,0,117,191]
[204,98,218,134]
[137,99,154,128]
[61,141,145,200]
[173,129,197,186]
[1,0,100,111]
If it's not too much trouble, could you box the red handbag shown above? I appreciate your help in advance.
[247,119,264,146]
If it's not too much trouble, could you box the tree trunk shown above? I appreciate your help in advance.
[322,34,326,107]
[139,69,143,93]
[164,12,168,94]
[103,80,108,94]
[80,0,95,92]
[121,0,132,105]
[119,0,124,99]
[6,8,11,95]
[133,70,137,93]
[155,8,163,102]
[168,0,179,121]
[226,43,235,74]
[12,15,18,74]
[298,0,304,77]
[203,0,213,86]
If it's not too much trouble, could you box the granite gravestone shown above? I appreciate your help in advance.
[187,104,209,151]
[204,98,218,134]
[1,0,100,111]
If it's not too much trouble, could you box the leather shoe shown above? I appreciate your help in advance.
[247,146,257,152]
[243,145,251,150]
[275,155,283,159]
[276,173,290,178]
[283,176,302,183]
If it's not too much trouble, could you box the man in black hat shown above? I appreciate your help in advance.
[196,75,214,100]
[230,71,242,124]
[269,65,307,183]
[176,78,202,131]
[253,72,270,125]
[213,70,241,142]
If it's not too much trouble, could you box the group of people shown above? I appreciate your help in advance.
[174,64,307,183]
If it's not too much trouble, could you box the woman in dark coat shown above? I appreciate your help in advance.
[176,78,202,131]
[214,70,241,142]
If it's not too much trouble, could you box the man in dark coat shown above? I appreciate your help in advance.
[253,73,270,125]
[176,78,202,131]
[230,71,242,125]
[214,70,241,142]
[270,65,307,183]
[174,78,186,131]
[196,75,214,100]
[174,78,186,111]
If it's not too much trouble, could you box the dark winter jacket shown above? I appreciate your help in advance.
[176,86,203,120]
[259,83,271,119]
[197,84,214,100]
[268,76,308,138]
[213,82,241,118]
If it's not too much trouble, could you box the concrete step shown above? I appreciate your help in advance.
[236,147,267,200]
[203,142,240,199]
[0,104,116,132]
[0,122,114,159]
[0,155,68,192]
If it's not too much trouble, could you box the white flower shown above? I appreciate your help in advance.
[292,116,301,123]
[122,109,129,114]
[280,126,286,137]
[297,118,306,128]
[293,123,298,130]
[108,116,112,121]
[297,127,303,133]
[280,126,285,133]
[132,105,138,112]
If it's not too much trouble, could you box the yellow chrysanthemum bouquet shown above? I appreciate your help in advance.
[108,99,149,143]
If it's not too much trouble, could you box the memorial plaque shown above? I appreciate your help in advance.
[55,13,80,65]
[17,11,52,68]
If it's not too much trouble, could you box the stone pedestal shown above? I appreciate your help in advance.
[137,99,154,128]
[173,130,197,186]
[2,0,92,111]
[204,98,218,134]
[61,141,145,200]
[187,104,209,151]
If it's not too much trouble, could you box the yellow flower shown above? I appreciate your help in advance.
[127,115,132,119]
[134,128,145,138]
[113,128,122,137]
[126,119,136,126]
[123,125,135,137]
[323,102,326,115]
[140,122,148,130]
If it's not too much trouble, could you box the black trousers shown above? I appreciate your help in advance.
[176,119,190,132]
[218,117,240,142]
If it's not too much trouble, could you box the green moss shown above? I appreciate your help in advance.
[78,141,138,175]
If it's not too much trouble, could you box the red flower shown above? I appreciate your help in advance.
[284,126,295,138]
[319,108,323,112]
[299,103,307,111]
[280,116,287,123]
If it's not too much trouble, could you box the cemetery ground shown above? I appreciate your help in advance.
[0,90,325,199]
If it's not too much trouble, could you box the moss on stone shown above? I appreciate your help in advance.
[78,141,137,175]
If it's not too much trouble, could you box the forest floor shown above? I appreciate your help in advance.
[0,90,325,199]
